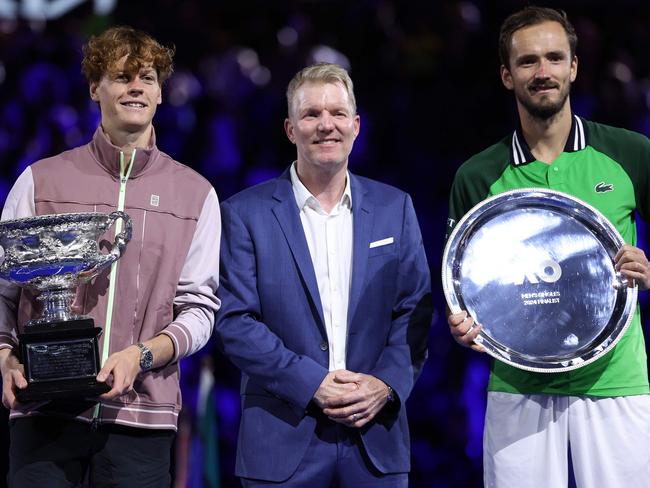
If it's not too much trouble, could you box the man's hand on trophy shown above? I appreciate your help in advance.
[0,349,28,409]
[615,244,650,290]
[96,346,141,400]
[448,310,485,352]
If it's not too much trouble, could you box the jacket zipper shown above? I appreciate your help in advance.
[91,149,136,426]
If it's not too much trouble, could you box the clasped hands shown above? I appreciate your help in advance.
[312,370,392,429]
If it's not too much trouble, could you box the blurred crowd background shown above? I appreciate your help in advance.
[1,0,650,486]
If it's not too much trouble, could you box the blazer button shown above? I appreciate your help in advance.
[319,341,328,351]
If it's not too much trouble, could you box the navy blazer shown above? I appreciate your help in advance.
[216,168,432,482]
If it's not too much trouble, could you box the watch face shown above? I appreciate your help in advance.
[138,344,153,371]
[387,386,395,402]
[142,351,153,370]
[442,188,637,373]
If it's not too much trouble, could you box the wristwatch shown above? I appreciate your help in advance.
[136,342,153,372]
[386,385,395,403]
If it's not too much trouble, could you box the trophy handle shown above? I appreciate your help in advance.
[80,211,133,281]
[105,211,133,258]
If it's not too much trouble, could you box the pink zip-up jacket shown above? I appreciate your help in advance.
[0,127,220,430]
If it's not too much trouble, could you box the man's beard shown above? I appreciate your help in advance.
[517,82,570,121]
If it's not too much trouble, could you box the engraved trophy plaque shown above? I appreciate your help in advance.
[442,188,636,373]
[0,212,132,402]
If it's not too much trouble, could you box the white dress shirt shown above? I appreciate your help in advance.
[290,163,353,371]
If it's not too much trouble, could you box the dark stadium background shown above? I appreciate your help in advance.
[1,1,649,486]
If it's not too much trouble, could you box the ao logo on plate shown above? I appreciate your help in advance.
[513,259,562,285]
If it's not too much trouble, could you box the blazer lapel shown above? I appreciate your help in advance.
[271,171,326,329]
[347,174,373,327]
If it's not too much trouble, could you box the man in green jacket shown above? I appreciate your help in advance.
[447,7,650,487]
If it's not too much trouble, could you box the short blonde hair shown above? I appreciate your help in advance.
[286,63,357,117]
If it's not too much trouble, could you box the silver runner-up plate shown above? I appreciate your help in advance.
[442,188,637,373]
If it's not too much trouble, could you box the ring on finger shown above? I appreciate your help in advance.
[351,413,358,422]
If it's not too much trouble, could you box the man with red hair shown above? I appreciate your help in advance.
[0,26,220,487]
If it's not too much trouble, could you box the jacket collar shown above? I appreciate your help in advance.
[88,125,160,178]
[289,162,352,213]
[510,114,587,166]
[274,166,365,208]
[271,166,373,335]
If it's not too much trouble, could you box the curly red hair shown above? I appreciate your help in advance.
[81,26,175,84]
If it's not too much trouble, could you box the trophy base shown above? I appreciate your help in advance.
[16,377,110,403]
[17,318,109,403]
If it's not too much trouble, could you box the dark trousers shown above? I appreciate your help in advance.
[8,416,174,488]
[240,417,408,488]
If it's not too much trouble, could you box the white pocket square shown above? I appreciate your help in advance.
[369,237,394,248]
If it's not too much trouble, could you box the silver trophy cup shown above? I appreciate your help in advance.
[0,211,132,402]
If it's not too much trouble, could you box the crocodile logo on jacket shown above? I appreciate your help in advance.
[595,182,614,193]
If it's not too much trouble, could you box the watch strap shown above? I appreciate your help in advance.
[386,385,395,403]
[136,342,153,372]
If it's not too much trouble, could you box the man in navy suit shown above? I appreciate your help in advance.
[216,63,432,487]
